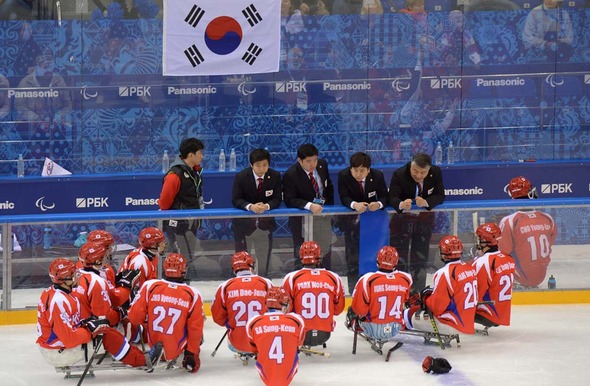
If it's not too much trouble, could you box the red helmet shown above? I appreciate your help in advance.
[299,241,321,266]
[508,176,536,199]
[439,235,463,261]
[88,230,115,249]
[138,227,166,249]
[49,258,77,284]
[376,246,399,270]
[266,286,289,310]
[476,222,501,247]
[232,251,255,273]
[163,253,187,279]
[78,242,107,267]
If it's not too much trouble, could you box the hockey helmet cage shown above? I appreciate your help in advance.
[299,241,321,265]
[138,227,166,249]
[49,258,77,284]
[508,176,537,199]
[266,286,289,310]
[439,235,463,261]
[476,222,501,247]
[78,242,107,267]
[163,253,187,278]
[376,246,399,270]
[231,251,255,273]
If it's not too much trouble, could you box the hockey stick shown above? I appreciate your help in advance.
[211,330,228,357]
[352,317,359,355]
[298,346,331,358]
[77,335,103,386]
[426,309,445,350]
[385,342,404,362]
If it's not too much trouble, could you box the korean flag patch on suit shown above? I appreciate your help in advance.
[163,0,281,76]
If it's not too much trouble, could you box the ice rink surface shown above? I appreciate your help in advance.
[1,303,587,386]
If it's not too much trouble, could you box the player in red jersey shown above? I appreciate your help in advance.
[349,246,412,340]
[128,253,205,373]
[499,176,557,288]
[37,258,158,370]
[119,227,166,288]
[72,242,132,327]
[404,235,477,334]
[75,230,118,285]
[282,241,345,347]
[211,251,273,357]
[246,286,306,386]
[473,222,516,327]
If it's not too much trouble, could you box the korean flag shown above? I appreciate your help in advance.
[163,0,281,76]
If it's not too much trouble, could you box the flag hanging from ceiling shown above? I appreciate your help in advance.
[163,0,281,76]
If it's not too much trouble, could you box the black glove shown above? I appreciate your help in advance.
[422,356,452,374]
[116,269,141,289]
[405,293,421,309]
[420,287,433,310]
[82,316,110,336]
[182,350,200,373]
[118,306,128,321]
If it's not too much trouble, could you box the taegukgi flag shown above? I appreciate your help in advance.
[163,0,281,76]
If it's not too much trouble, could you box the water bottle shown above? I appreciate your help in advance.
[43,226,52,250]
[434,142,443,165]
[161,150,170,173]
[547,275,556,290]
[218,149,226,172]
[229,148,237,172]
[447,140,455,164]
[17,154,25,177]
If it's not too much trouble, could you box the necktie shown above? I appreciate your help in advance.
[257,177,264,194]
[309,172,320,196]
[358,180,364,196]
[417,183,423,197]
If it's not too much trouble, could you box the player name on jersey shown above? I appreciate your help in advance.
[253,323,298,335]
[296,280,335,291]
[495,261,516,275]
[373,283,410,293]
[519,223,552,233]
[226,289,267,298]
[149,293,190,308]
[457,269,476,281]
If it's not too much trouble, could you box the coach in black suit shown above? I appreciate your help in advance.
[232,149,282,276]
[336,152,388,293]
[283,143,334,270]
[388,153,445,292]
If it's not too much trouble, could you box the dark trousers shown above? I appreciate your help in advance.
[389,212,435,292]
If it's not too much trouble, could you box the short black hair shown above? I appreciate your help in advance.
[179,138,204,159]
[411,153,432,168]
[297,143,318,160]
[249,148,271,165]
[350,152,371,168]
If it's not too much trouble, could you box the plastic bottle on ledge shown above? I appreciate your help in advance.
[161,150,170,173]
[218,149,226,172]
[17,154,24,177]
[43,226,52,250]
[447,140,455,164]
[434,142,443,165]
[547,275,556,290]
[229,148,236,172]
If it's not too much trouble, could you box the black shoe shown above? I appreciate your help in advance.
[146,342,163,372]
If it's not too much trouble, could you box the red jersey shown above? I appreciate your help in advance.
[119,248,159,288]
[37,286,91,349]
[72,269,121,326]
[426,261,478,334]
[282,268,345,332]
[351,270,412,324]
[211,272,273,353]
[128,279,204,360]
[472,251,516,326]
[75,260,116,286]
[499,210,557,287]
[246,311,305,386]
